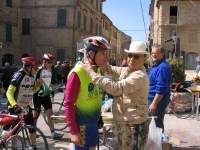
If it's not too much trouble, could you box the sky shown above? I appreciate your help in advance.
[103,0,151,42]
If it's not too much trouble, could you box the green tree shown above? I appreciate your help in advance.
[168,57,186,83]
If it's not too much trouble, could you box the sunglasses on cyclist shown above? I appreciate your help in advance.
[32,65,37,71]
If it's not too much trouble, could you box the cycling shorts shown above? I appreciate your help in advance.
[33,93,52,112]
[73,123,99,150]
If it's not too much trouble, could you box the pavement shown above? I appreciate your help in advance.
[36,113,200,150]
[165,114,200,150]
[30,95,200,150]
[1,70,200,149]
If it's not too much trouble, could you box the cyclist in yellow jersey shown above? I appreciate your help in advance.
[6,56,39,150]
[64,36,111,150]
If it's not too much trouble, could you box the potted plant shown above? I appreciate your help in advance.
[167,57,185,84]
[167,57,192,118]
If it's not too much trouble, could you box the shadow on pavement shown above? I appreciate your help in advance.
[45,136,72,150]
[174,146,200,150]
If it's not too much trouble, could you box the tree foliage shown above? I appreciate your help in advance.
[167,57,185,83]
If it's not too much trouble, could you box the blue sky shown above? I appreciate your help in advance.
[103,0,151,42]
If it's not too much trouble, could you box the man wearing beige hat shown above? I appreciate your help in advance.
[82,41,149,150]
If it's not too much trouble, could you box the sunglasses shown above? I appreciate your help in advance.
[127,54,141,59]
[31,66,38,70]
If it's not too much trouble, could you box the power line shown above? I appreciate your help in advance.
[139,0,148,41]
[121,29,149,32]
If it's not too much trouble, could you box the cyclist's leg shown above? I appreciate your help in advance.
[22,125,48,149]
[32,93,42,119]
[45,109,54,130]
[41,94,54,131]
[23,109,37,147]
[40,94,63,139]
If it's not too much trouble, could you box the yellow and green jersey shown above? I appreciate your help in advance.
[72,65,103,124]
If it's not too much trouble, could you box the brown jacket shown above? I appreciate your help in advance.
[88,66,149,124]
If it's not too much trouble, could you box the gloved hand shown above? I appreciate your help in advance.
[13,105,22,114]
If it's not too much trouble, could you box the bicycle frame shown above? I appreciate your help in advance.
[0,111,49,149]
[0,113,22,145]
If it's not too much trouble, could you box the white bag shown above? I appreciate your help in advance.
[145,117,162,150]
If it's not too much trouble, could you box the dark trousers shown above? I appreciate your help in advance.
[148,98,170,132]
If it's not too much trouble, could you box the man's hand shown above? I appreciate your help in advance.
[70,133,81,145]
[149,102,157,113]
[149,93,163,113]
[37,79,43,86]
[13,104,22,114]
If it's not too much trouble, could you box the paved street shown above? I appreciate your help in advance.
[38,91,200,150]
[37,114,200,150]
[165,114,200,150]
[1,83,200,149]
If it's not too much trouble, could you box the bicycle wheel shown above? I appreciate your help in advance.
[5,135,24,150]
[51,102,67,131]
[18,125,49,150]
[42,102,67,131]
[43,102,67,131]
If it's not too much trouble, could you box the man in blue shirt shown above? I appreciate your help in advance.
[148,44,172,132]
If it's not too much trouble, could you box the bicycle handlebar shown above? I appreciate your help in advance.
[0,113,18,125]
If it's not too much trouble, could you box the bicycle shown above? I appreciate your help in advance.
[0,113,24,149]
[97,112,115,150]
[169,82,194,119]
[0,107,49,150]
[42,85,68,131]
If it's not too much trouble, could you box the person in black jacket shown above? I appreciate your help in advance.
[2,62,14,92]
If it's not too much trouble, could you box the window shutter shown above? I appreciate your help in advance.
[22,18,30,35]
[57,9,66,27]
[6,24,12,42]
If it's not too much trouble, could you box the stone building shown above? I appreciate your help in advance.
[0,0,21,66]
[149,0,200,69]
[0,0,131,66]
[101,13,131,65]
[120,31,132,62]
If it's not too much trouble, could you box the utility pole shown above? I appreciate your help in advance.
[72,0,76,61]
[175,0,180,58]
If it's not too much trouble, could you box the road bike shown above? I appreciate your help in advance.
[0,113,24,149]
[0,107,49,150]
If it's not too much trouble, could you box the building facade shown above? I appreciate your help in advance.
[149,0,200,69]
[0,0,131,66]
[0,0,21,66]
[101,13,131,65]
